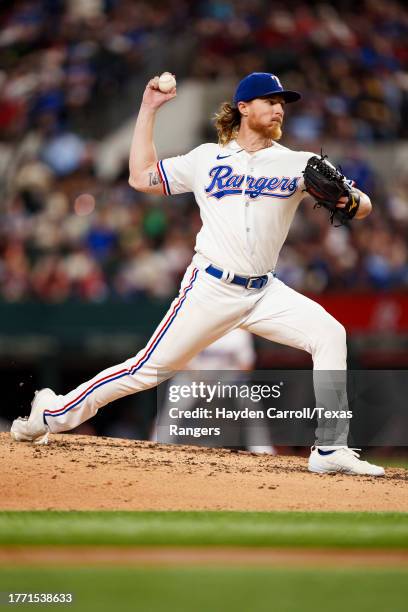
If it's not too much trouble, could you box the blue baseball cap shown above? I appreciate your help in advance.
[233,72,301,105]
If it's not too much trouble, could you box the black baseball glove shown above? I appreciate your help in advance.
[303,153,360,225]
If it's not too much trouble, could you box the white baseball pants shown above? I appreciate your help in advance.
[44,262,348,443]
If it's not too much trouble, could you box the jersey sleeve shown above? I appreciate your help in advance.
[157,146,201,195]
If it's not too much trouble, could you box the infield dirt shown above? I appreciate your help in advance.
[1,433,407,511]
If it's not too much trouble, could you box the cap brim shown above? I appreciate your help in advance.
[260,89,301,103]
[281,90,301,103]
[233,89,302,105]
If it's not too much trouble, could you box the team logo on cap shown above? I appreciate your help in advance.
[271,75,282,88]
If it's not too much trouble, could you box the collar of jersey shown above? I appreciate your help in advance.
[226,140,243,151]
[225,139,281,156]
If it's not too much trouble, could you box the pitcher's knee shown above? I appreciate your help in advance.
[313,315,347,351]
[330,319,346,346]
[327,317,346,345]
[309,314,347,369]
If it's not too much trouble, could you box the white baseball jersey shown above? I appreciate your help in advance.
[158,139,313,276]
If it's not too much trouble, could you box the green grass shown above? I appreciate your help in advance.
[0,511,407,548]
[0,567,407,612]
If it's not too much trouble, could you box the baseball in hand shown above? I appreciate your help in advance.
[158,72,176,93]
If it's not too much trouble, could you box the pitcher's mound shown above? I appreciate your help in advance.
[2,433,407,511]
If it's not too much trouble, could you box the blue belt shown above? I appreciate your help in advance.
[205,264,269,289]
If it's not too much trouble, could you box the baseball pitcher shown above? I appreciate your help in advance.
[11,72,384,476]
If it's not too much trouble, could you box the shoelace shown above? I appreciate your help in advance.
[337,447,381,470]
[340,447,362,458]
[336,448,374,465]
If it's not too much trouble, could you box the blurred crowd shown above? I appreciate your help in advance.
[1,157,407,303]
[0,0,407,303]
[1,0,407,141]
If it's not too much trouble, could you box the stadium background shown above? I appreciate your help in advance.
[0,0,407,446]
[0,2,407,611]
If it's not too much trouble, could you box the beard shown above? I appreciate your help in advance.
[247,116,283,141]
[270,123,282,141]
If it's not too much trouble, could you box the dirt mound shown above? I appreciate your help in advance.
[2,433,407,511]
[2,547,408,567]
